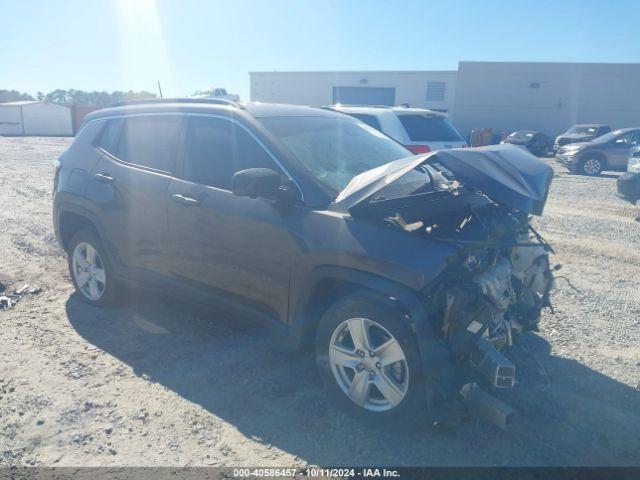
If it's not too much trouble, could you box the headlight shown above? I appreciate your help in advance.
[563,145,584,153]
[628,157,640,173]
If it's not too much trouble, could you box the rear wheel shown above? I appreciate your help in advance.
[315,294,425,426]
[68,229,122,307]
[577,156,604,176]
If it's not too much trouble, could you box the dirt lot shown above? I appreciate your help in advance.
[1,136,639,467]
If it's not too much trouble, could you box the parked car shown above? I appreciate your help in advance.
[327,105,467,153]
[616,146,640,204]
[555,127,640,175]
[54,98,554,426]
[553,124,611,151]
[501,130,550,156]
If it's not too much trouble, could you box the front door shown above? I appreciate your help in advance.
[166,115,302,322]
[608,130,640,168]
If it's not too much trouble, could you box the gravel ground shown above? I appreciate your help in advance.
[1,136,639,467]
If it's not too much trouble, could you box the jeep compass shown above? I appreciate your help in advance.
[54,99,555,426]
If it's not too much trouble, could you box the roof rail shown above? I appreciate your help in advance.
[109,97,243,109]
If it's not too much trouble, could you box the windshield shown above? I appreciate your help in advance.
[567,126,598,135]
[397,114,464,142]
[258,115,412,194]
[592,129,625,144]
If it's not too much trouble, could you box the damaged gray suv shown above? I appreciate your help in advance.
[53,99,555,426]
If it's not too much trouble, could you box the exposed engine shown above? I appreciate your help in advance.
[440,232,554,358]
[434,208,552,347]
[389,197,555,414]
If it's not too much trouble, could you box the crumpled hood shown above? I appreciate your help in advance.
[335,144,553,216]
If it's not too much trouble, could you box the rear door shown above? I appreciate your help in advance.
[88,114,183,275]
[166,114,301,322]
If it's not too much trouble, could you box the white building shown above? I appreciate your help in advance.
[250,70,457,114]
[453,61,640,138]
[0,101,73,136]
[250,62,640,138]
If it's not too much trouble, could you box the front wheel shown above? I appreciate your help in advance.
[577,156,604,176]
[315,294,426,426]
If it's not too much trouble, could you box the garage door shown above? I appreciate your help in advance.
[332,87,396,106]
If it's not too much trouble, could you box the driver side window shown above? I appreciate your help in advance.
[181,116,279,189]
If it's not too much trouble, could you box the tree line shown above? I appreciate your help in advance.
[1,87,239,107]
[0,89,157,107]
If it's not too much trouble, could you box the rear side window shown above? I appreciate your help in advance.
[397,115,463,142]
[97,119,122,155]
[349,114,381,131]
[182,116,276,189]
[115,116,183,173]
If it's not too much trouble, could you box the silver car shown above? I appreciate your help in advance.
[555,127,640,175]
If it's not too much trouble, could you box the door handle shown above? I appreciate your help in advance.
[94,173,114,184]
[171,193,200,206]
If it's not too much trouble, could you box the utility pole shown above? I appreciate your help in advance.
[157,81,163,99]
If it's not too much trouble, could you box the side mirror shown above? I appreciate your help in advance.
[232,168,282,199]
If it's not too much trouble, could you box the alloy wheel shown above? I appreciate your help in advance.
[328,317,409,412]
[583,158,602,175]
[72,241,106,301]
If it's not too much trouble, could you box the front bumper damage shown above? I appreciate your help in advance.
[427,228,555,428]
[336,145,557,427]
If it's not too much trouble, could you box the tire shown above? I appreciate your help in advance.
[315,294,426,427]
[67,229,122,307]
[577,156,604,176]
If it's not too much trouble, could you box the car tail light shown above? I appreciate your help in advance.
[406,145,431,154]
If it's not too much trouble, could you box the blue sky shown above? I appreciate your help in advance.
[1,0,638,99]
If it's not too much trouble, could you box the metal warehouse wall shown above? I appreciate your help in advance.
[21,103,73,136]
[452,61,640,139]
[250,71,458,113]
[0,105,23,135]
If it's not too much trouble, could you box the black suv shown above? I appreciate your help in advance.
[54,99,555,426]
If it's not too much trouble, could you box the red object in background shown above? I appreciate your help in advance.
[406,144,431,154]
[71,106,100,135]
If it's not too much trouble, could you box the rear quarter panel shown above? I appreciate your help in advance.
[55,120,105,198]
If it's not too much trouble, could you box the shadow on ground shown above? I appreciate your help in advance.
[66,292,640,466]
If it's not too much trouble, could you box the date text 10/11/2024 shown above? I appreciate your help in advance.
[232,468,400,478]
